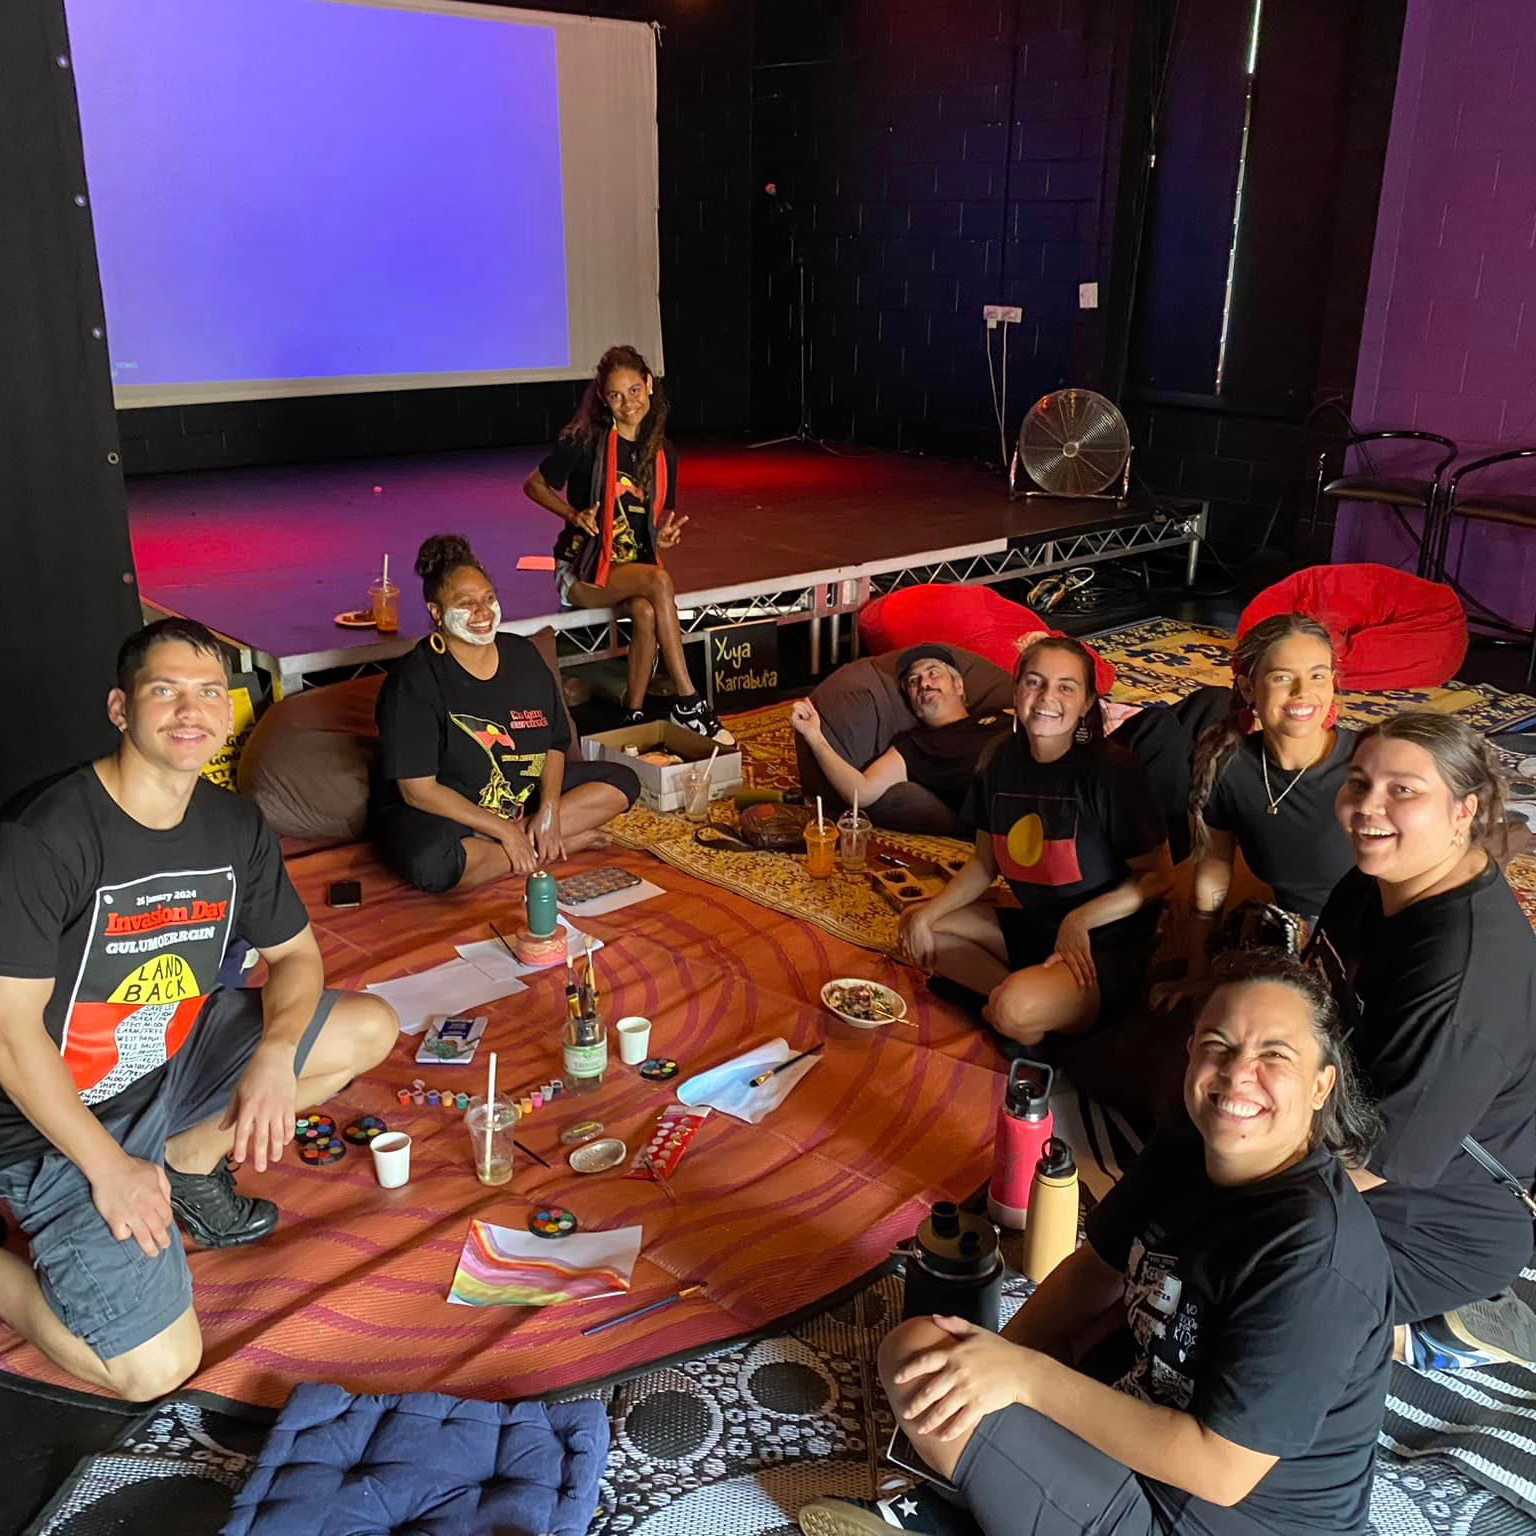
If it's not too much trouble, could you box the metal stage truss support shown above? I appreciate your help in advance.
[176,502,1206,696]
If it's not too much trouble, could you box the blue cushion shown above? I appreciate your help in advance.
[221,1382,609,1536]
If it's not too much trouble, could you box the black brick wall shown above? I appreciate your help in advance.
[117,0,752,475]
[750,0,1136,462]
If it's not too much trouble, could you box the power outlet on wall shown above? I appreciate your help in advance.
[982,304,1023,327]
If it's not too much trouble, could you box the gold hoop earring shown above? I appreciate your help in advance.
[1452,830,1466,848]
[429,631,447,655]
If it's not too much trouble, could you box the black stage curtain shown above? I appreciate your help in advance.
[0,2,140,807]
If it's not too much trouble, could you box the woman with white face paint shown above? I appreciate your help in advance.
[1308,711,1536,1370]
[369,535,638,893]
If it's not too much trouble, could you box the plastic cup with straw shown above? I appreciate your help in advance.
[838,785,871,871]
[370,551,399,634]
[467,1049,515,1185]
[805,792,836,877]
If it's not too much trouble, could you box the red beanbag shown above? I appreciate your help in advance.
[857,584,1117,695]
[1237,564,1467,691]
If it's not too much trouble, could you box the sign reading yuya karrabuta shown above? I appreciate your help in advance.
[708,620,779,709]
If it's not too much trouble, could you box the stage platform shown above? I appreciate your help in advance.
[128,442,1207,693]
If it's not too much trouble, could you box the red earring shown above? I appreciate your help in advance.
[1323,702,1338,729]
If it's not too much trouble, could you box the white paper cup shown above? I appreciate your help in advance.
[370,1131,412,1189]
[617,1015,653,1066]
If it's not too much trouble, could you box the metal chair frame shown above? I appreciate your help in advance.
[1311,429,1458,575]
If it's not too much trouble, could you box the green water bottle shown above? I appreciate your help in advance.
[525,870,558,939]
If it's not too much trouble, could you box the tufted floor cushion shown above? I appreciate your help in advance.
[856,582,1117,695]
[1237,563,1467,691]
[220,1382,609,1536]
[237,628,577,845]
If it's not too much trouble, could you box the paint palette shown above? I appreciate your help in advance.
[868,862,947,912]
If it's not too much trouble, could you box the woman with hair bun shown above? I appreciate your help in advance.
[1182,615,1355,975]
[369,535,639,894]
[522,345,733,745]
[1309,710,1536,1368]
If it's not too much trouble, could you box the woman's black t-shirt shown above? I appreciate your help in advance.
[371,634,571,822]
[1204,728,1357,920]
[1308,861,1536,1295]
[539,434,678,570]
[960,735,1166,940]
[1087,1131,1393,1535]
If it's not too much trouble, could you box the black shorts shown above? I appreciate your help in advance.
[996,907,1158,1028]
[954,1403,1164,1534]
[373,759,639,894]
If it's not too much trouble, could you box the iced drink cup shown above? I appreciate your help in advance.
[369,577,400,634]
[804,821,838,877]
[837,810,872,871]
[465,1094,519,1185]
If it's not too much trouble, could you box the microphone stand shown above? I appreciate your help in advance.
[750,196,839,454]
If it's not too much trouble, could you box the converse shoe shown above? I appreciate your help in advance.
[167,1160,278,1249]
[799,1488,980,1536]
[669,694,736,747]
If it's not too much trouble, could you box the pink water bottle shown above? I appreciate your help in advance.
[987,1059,1054,1229]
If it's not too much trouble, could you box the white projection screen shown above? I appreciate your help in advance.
[63,0,664,407]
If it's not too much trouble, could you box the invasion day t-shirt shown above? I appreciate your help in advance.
[540,434,678,571]
[0,766,308,1166]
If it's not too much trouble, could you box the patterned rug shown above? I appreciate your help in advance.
[609,620,1536,952]
[23,1270,1534,1536]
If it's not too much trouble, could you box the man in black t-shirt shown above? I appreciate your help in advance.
[791,646,1009,824]
[0,620,396,1402]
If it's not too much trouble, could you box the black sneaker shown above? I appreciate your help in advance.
[167,1160,278,1249]
[618,707,648,728]
[799,1489,979,1536]
[1443,1290,1536,1366]
[670,694,736,747]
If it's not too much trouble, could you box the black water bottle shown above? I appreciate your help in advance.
[900,1200,1003,1332]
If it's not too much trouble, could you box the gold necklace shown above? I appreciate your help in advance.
[1260,748,1309,816]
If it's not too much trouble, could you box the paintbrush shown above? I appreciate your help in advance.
[489,921,517,961]
[514,1138,551,1169]
[581,1283,704,1337]
[749,1042,824,1088]
[640,1149,679,1204]
[564,951,581,1018]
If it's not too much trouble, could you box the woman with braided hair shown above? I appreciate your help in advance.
[1309,712,1536,1368]
[522,345,732,745]
[1180,615,1356,981]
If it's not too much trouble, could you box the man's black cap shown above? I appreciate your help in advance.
[896,644,958,684]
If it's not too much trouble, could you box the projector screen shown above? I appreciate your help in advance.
[63,0,663,407]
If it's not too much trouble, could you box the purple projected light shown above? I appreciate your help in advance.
[66,0,569,387]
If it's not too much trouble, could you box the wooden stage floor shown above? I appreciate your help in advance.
[127,440,1190,684]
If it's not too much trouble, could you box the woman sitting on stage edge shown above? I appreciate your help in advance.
[799,951,1392,1536]
[369,535,638,894]
[522,344,733,746]
[1185,613,1355,959]
[899,635,1172,1046]
[1308,711,1536,1370]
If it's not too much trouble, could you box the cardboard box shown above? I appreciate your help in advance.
[582,721,743,813]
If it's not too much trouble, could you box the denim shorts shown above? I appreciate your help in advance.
[0,986,336,1361]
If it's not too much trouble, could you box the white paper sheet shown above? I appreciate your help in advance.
[446,1221,643,1307]
[557,878,665,918]
[676,1037,821,1124]
[366,959,527,1036]
[455,918,604,981]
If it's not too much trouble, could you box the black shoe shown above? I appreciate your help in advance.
[799,1489,979,1536]
[1443,1290,1536,1366]
[167,1160,278,1249]
[618,707,648,728]
[670,694,736,747]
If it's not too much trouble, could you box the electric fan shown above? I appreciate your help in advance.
[1011,388,1132,501]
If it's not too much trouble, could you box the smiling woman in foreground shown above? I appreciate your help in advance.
[800,951,1392,1536]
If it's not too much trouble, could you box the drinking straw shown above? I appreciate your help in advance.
[816,795,824,832]
[853,787,859,823]
[382,552,389,589]
[483,1051,497,1180]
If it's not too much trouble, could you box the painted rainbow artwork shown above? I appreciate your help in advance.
[447,1219,642,1308]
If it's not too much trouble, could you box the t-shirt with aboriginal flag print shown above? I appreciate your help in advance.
[0,765,308,1166]
[961,734,1168,943]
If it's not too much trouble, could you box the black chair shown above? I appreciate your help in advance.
[1429,447,1536,686]
[1312,430,1458,576]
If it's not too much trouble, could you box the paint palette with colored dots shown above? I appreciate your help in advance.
[295,1112,345,1165]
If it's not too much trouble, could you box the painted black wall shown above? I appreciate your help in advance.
[749,0,1137,461]
[115,0,753,475]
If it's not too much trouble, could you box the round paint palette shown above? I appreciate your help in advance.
[639,1057,679,1081]
[528,1206,578,1239]
[295,1112,337,1142]
[568,1137,626,1174]
[343,1115,388,1145]
[298,1135,345,1165]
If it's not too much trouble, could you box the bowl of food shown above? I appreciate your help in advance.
[821,978,907,1029]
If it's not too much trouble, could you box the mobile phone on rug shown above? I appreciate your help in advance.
[326,879,362,908]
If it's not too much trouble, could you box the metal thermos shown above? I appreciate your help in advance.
[1020,1137,1079,1284]
[987,1058,1054,1230]
[901,1201,1003,1331]
[525,870,558,938]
